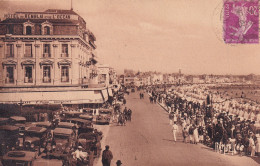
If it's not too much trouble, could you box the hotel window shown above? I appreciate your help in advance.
[61,44,68,57]
[24,66,33,83]
[7,25,14,34]
[25,44,32,57]
[43,44,51,58]
[6,66,14,83]
[43,66,51,83]
[44,26,50,35]
[61,66,69,82]
[6,44,14,57]
[26,26,32,35]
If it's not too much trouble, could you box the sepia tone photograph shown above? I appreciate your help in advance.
[0,0,260,165]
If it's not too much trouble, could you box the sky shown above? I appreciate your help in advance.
[0,0,259,75]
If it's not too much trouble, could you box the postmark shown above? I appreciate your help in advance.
[223,0,259,44]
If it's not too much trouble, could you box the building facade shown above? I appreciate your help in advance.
[97,64,110,86]
[0,9,111,106]
[0,9,98,87]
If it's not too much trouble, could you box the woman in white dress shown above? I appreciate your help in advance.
[193,125,199,144]
[256,134,260,156]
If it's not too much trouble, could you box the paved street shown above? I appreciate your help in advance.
[96,92,260,166]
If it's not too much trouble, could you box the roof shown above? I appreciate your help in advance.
[54,128,73,135]
[14,123,34,128]
[10,116,26,121]
[0,18,79,24]
[1,9,86,26]
[99,108,113,112]
[13,9,79,15]
[32,121,52,127]
[63,111,82,115]
[83,108,93,111]
[3,151,36,161]
[33,159,63,166]
[79,114,93,119]
[44,9,79,15]
[0,117,9,122]
[67,118,92,124]
[0,125,19,131]
[26,126,47,133]
[58,122,75,128]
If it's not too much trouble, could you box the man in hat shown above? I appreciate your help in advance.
[102,145,113,166]
[116,160,122,166]
[182,126,189,143]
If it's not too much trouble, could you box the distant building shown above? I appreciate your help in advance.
[109,67,117,85]
[124,73,136,87]
[97,64,110,86]
[151,74,163,84]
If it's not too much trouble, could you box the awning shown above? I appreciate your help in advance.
[108,88,113,97]
[101,89,108,101]
[0,89,105,105]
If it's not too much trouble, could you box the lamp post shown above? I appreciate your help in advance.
[18,99,23,114]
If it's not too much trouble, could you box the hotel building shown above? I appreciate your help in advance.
[0,9,112,106]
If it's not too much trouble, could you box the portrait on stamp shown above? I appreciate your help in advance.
[224,0,259,44]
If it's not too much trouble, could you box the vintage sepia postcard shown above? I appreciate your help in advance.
[0,0,259,166]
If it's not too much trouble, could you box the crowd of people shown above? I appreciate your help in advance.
[113,106,132,126]
[139,92,144,99]
[111,90,133,126]
[148,85,260,157]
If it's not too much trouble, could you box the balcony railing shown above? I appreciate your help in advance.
[5,54,14,58]
[42,53,51,58]
[24,54,33,58]
[24,77,33,83]
[5,78,14,84]
[61,76,69,82]
[43,77,51,83]
[61,53,69,58]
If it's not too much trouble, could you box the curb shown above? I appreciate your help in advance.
[147,93,169,113]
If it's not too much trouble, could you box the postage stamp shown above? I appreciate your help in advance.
[223,0,259,44]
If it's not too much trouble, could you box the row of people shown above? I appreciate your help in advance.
[149,86,260,157]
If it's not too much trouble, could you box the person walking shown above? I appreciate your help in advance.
[182,127,189,143]
[102,145,113,166]
[172,122,178,142]
[188,124,194,144]
[198,125,204,143]
[173,112,177,124]
[193,125,199,144]
[169,112,174,125]
[249,134,256,157]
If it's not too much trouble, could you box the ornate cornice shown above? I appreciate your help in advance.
[57,59,72,68]
[39,59,54,68]
[2,60,17,69]
[21,60,36,69]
